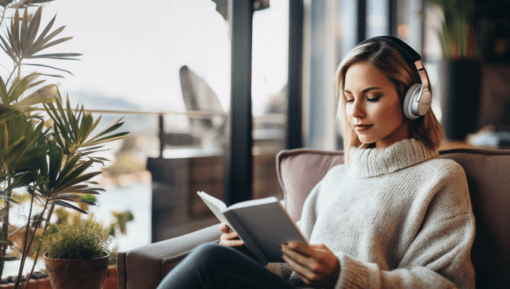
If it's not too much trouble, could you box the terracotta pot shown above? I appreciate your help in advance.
[43,252,109,289]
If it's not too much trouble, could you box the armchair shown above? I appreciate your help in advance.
[118,148,510,289]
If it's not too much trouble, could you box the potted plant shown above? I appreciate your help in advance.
[0,3,128,288]
[40,220,112,289]
[425,0,498,140]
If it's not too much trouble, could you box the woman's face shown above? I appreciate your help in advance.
[343,62,409,148]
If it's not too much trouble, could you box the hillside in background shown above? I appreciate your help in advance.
[66,90,189,135]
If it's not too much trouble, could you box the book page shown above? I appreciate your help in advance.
[196,191,229,225]
[227,196,279,211]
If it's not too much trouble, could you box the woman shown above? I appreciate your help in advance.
[157,36,476,289]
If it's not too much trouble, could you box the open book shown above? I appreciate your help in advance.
[197,191,308,265]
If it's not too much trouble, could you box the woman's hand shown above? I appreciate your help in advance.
[219,223,244,247]
[281,242,341,288]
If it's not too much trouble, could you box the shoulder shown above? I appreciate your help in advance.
[418,158,467,183]
[415,158,471,215]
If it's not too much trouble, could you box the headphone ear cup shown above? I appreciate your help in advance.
[403,84,422,120]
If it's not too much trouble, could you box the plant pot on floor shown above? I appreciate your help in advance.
[440,60,482,141]
[43,252,109,289]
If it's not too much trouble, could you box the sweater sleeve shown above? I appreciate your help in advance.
[334,165,476,289]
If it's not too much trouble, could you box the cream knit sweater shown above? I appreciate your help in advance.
[275,138,476,289]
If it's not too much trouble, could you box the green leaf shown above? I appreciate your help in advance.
[6,197,20,204]
[27,13,56,55]
[21,63,74,75]
[6,76,30,103]
[11,84,56,110]
[0,76,8,104]
[12,9,21,56]
[28,79,46,88]
[20,8,29,54]
[0,256,19,262]
[54,155,80,185]
[0,34,16,62]
[0,136,25,161]
[49,193,81,201]
[48,139,63,189]
[90,132,129,145]
[40,36,73,51]
[25,7,42,49]
[39,73,65,78]
[0,238,12,245]
[26,52,82,59]
[51,200,88,214]
[53,171,102,193]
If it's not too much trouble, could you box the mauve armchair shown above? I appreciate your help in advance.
[118,147,510,289]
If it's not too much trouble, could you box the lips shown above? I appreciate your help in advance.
[354,124,373,131]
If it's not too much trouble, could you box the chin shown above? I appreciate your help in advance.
[357,135,376,144]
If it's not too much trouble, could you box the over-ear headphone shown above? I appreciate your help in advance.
[359,36,432,120]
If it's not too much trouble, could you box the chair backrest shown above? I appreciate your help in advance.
[276,147,510,289]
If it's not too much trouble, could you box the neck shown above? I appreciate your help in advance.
[375,122,410,149]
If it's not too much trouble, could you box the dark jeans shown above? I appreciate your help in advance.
[156,242,300,289]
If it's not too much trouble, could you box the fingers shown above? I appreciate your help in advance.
[284,242,318,259]
[281,243,341,288]
[219,223,232,233]
[219,230,244,247]
[281,243,316,266]
[221,231,239,240]
[219,238,244,247]
[281,254,318,283]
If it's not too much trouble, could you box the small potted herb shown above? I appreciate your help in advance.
[40,220,112,289]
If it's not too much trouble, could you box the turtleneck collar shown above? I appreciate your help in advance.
[346,138,439,178]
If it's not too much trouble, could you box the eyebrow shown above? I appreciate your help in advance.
[344,87,382,94]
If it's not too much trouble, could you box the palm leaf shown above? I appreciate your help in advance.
[47,139,63,189]
[26,13,56,55]
[25,7,42,49]
[20,8,29,54]
[83,117,125,146]
[90,132,129,145]
[21,63,74,76]
[27,25,66,56]
[39,74,65,78]
[49,193,81,201]
[26,52,82,59]
[50,200,88,214]
[11,84,56,110]
[39,36,73,51]
[53,171,102,193]
[53,160,94,192]
[0,34,16,61]
[0,76,7,103]
[54,155,80,185]
[27,79,46,88]
[6,75,30,103]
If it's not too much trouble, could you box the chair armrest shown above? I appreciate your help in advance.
[117,223,221,289]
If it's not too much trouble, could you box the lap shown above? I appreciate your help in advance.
[158,242,300,289]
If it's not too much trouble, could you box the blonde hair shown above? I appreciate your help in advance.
[336,41,444,162]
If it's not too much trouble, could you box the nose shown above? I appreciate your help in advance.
[349,98,366,119]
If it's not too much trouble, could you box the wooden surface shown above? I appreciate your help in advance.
[439,140,478,150]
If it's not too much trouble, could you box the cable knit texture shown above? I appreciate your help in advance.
[274,138,476,289]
